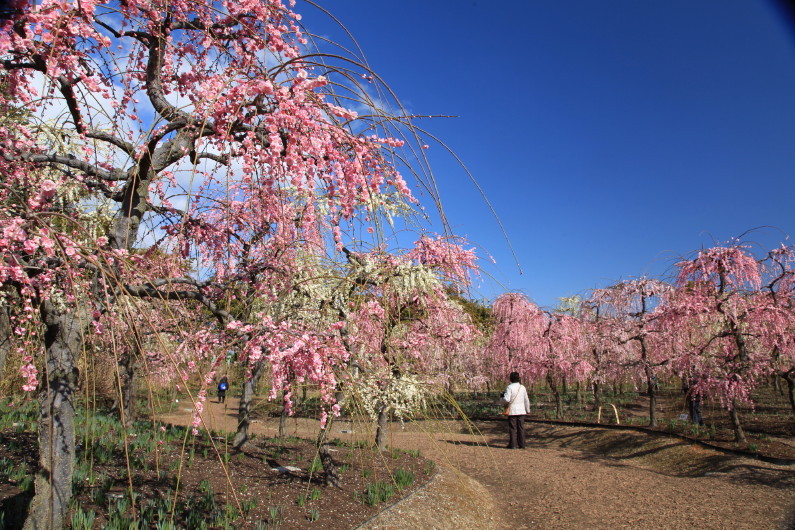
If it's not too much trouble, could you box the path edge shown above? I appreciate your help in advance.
[352,467,442,529]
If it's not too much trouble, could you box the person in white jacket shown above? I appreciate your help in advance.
[502,371,531,449]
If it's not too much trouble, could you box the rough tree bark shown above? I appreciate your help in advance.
[316,417,340,487]
[546,372,563,420]
[24,302,86,530]
[645,366,657,427]
[0,304,10,380]
[375,405,389,451]
[233,360,265,449]
[729,398,746,444]
[591,381,601,411]
[278,392,289,439]
[773,374,782,395]
[783,371,795,419]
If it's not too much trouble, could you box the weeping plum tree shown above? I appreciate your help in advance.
[488,292,547,382]
[581,294,614,411]
[345,237,479,450]
[755,245,795,417]
[664,245,769,443]
[590,279,672,426]
[0,0,453,525]
[489,293,591,418]
[542,312,589,419]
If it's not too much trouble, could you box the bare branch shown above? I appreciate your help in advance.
[1,150,127,181]
[145,17,189,123]
[123,282,232,326]
[85,129,136,156]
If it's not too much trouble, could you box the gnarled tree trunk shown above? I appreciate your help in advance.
[772,374,782,395]
[0,304,10,380]
[24,302,86,530]
[729,398,746,444]
[233,360,264,449]
[316,417,340,487]
[591,381,601,411]
[547,372,563,419]
[783,371,795,419]
[375,405,389,451]
[278,391,289,439]
[645,367,657,427]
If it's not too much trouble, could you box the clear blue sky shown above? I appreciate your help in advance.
[302,0,795,309]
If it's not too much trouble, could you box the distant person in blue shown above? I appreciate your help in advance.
[218,375,229,404]
[502,371,532,449]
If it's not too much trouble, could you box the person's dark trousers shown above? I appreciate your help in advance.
[219,391,226,403]
[508,415,526,448]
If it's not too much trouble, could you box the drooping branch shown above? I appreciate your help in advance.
[1,150,127,181]
[123,281,232,327]
[85,129,136,157]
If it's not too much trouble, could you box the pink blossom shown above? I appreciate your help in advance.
[40,180,57,198]
[23,238,39,254]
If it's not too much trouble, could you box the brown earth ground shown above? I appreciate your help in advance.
[161,398,795,529]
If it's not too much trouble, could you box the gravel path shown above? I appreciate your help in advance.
[359,420,794,529]
[162,399,795,529]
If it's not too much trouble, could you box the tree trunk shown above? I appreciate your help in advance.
[278,397,288,439]
[233,360,264,449]
[316,417,340,487]
[446,379,456,396]
[575,382,582,407]
[591,381,601,411]
[24,303,85,530]
[555,391,563,420]
[729,399,746,444]
[547,373,563,419]
[0,304,10,379]
[375,405,389,451]
[645,367,657,427]
[784,372,795,419]
[111,351,136,428]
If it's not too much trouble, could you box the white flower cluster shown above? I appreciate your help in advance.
[36,124,115,244]
[385,262,440,302]
[349,371,428,421]
[253,259,339,324]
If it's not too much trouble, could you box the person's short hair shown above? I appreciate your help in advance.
[509,372,520,383]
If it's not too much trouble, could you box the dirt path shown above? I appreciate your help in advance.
[161,399,795,529]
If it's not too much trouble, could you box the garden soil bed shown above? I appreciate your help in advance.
[0,401,434,529]
[162,397,795,529]
[3,394,794,528]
